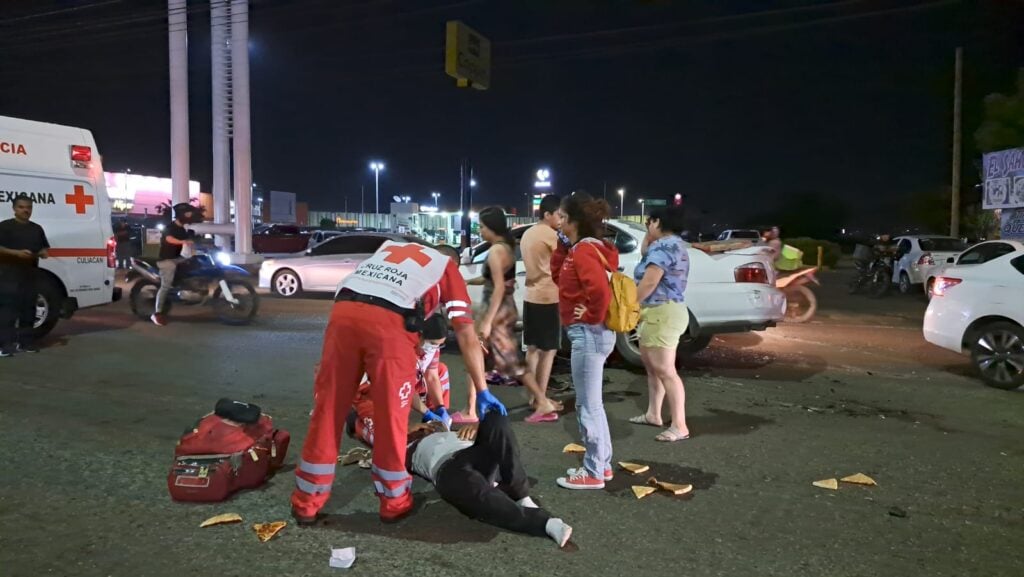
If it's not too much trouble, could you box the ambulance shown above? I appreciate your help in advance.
[0,115,119,338]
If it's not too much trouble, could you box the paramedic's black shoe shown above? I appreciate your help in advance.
[292,509,323,527]
[15,343,39,353]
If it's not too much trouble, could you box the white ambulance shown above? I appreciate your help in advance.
[0,115,119,338]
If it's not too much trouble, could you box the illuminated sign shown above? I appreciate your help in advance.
[104,172,200,214]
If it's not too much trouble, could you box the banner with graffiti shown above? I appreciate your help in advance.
[1001,208,1024,240]
[983,147,1024,210]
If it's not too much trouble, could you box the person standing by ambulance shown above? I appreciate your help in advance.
[291,240,507,525]
[0,195,50,356]
[151,203,193,327]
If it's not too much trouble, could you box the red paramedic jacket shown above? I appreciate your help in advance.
[551,237,618,327]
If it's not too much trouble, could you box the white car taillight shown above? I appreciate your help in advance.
[734,262,768,284]
[932,276,962,297]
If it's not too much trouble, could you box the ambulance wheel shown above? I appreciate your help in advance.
[31,276,63,340]
[130,281,168,320]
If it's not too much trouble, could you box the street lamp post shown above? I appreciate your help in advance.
[639,198,646,221]
[369,161,385,213]
[617,188,625,218]
[431,192,440,209]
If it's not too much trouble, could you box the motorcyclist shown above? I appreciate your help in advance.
[760,226,783,268]
[151,203,195,327]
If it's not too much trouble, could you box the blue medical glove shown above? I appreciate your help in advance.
[476,389,508,417]
[422,409,443,424]
[435,406,453,430]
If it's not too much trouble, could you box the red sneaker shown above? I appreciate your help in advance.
[379,493,414,523]
[557,469,605,490]
[150,313,168,326]
[566,466,613,481]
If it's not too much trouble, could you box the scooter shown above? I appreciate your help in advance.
[777,267,820,323]
[128,252,259,325]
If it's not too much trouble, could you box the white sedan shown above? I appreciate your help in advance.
[459,219,787,365]
[923,241,1024,389]
[891,235,968,295]
[923,239,1023,299]
[258,232,423,297]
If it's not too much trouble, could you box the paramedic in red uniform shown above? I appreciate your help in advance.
[291,241,507,524]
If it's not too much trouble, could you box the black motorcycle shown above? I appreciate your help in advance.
[849,245,892,299]
[128,253,259,325]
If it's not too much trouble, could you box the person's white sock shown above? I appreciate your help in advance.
[517,496,539,509]
[545,518,572,547]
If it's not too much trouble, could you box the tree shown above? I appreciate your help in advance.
[319,217,335,229]
[974,68,1024,153]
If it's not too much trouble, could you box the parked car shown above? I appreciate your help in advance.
[459,219,786,365]
[252,224,312,254]
[891,235,967,295]
[716,229,762,242]
[923,244,1024,389]
[923,240,1024,299]
[258,232,425,297]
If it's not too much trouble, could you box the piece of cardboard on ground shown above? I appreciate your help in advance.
[840,473,877,486]
[813,478,839,490]
[199,513,242,528]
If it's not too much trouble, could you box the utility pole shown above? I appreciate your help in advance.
[951,46,963,238]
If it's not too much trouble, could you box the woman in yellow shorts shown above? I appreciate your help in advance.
[629,205,691,442]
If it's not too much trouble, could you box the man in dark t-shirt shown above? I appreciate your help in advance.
[0,195,51,356]
[152,204,194,326]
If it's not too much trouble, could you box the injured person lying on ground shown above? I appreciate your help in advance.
[349,410,573,548]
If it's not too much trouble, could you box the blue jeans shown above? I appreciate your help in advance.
[566,322,615,478]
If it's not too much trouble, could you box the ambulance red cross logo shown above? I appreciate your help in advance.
[382,244,431,266]
[65,185,94,215]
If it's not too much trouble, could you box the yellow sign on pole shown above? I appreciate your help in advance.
[445,21,490,90]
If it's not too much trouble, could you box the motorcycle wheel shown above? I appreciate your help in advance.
[784,285,817,323]
[213,281,259,325]
[869,269,890,299]
[129,281,169,320]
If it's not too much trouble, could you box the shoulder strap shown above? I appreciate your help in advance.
[582,239,611,272]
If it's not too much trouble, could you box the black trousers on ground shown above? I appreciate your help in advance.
[0,271,37,348]
[434,413,551,537]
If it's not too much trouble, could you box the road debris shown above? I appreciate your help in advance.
[888,506,908,518]
[840,473,877,486]
[632,486,657,499]
[330,547,356,569]
[339,447,371,466]
[562,443,586,454]
[618,461,650,474]
[813,478,839,490]
[647,477,693,495]
[199,513,242,528]
[253,521,287,542]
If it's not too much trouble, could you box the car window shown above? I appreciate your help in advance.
[731,230,760,240]
[919,238,968,252]
[957,242,1016,265]
[310,235,387,256]
[897,239,912,255]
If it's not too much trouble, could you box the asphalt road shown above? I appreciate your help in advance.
[1,271,1022,577]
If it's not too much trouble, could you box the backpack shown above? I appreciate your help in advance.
[588,243,640,333]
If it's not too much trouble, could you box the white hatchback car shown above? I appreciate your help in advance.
[460,219,787,365]
[923,242,1024,389]
[891,235,968,295]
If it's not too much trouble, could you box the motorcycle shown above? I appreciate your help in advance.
[848,245,892,299]
[128,253,259,325]
[777,267,820,323]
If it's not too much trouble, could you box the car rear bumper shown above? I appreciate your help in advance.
[686,283,787,329]
[923,300,968,353]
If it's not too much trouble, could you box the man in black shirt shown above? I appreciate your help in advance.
[152,203,194,326]
[0,195,51,356]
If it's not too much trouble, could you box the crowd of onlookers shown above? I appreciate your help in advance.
[456,192,692,490]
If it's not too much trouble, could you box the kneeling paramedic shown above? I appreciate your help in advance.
[292,241,507,524]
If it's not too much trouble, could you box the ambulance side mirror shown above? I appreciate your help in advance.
[461,248,473,265]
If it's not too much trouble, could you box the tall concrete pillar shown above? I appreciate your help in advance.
[168,0,190,207]
[230,0,253,257]
[211,0,232,249]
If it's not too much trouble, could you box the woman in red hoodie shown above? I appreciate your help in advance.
[551,193,619,490]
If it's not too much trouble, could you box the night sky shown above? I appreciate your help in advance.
[2,0,1022,230]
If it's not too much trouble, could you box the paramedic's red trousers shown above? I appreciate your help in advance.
[292,301,419,521]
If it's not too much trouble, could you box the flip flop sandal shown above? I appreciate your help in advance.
[450,411,479,425]
[655,428,690,442]
[629,414,664,427]
[525,412,559,424]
